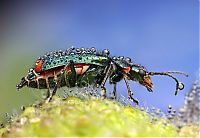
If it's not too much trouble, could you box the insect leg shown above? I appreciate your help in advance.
[46,71,60,102]
[100,63,113,99]
[59,60,77,87]
[124,77,139,105]
[112,83,117,99]
[68,60,77,87]
[46,84,58,103]
[46,61,76,102]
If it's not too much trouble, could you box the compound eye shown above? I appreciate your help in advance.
[139,69,146,76]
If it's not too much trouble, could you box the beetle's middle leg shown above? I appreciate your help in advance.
[124,77,139,105]
[109,71,124,100]
[100,63,113,99]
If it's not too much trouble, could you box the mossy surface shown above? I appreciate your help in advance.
[0,96,180,137]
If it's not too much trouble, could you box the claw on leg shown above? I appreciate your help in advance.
[101,87,106,99]
[112,83,117,100]
[124,78,139,105]
[128,92,139,105]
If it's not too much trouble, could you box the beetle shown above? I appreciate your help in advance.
[16,47,188,104]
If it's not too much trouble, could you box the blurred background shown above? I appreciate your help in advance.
[0,0,198,123]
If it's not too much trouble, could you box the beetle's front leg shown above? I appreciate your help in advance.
[124,77,139,105]
[46,71,61,103]
[46,84,58,103]
[112,83,117,99]
[46,61,76,102]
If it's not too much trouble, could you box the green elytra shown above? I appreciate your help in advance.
[42,53,110,72]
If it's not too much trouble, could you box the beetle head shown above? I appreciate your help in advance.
[127,65,153,92]
[127,66,188,95]
[112,56,153,91]
[16,68,37,90]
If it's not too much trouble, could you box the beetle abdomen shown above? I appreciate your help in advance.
[27,78,49,89]
[28,75,65,89]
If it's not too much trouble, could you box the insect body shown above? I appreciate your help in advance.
[17,47,188,104]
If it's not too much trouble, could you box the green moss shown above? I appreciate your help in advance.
[0,96,180,137]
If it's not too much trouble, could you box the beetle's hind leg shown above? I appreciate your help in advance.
[124,77,139,105]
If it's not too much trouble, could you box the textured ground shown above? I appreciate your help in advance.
[0,95,199,137]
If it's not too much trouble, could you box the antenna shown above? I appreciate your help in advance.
[148,71,188,95]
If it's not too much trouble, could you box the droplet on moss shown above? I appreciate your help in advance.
[20,106,25,111]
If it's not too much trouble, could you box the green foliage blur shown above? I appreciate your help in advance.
[0,48,45,124]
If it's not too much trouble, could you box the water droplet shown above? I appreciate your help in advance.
[140,107,145,111]
[119,56,124,60]
[20,105,25,111]
[90,47,96,53]
[80,47,85,51]
[82,50,86,54]
[155,109,161,115]
[0,123,4,128]
[125,57,131,63]
[178,82,184,90]
[167,114,173,120]
[5,112,9,117]
[102,49,110,56]
[112,56,117,60]
[76,48,81,53]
